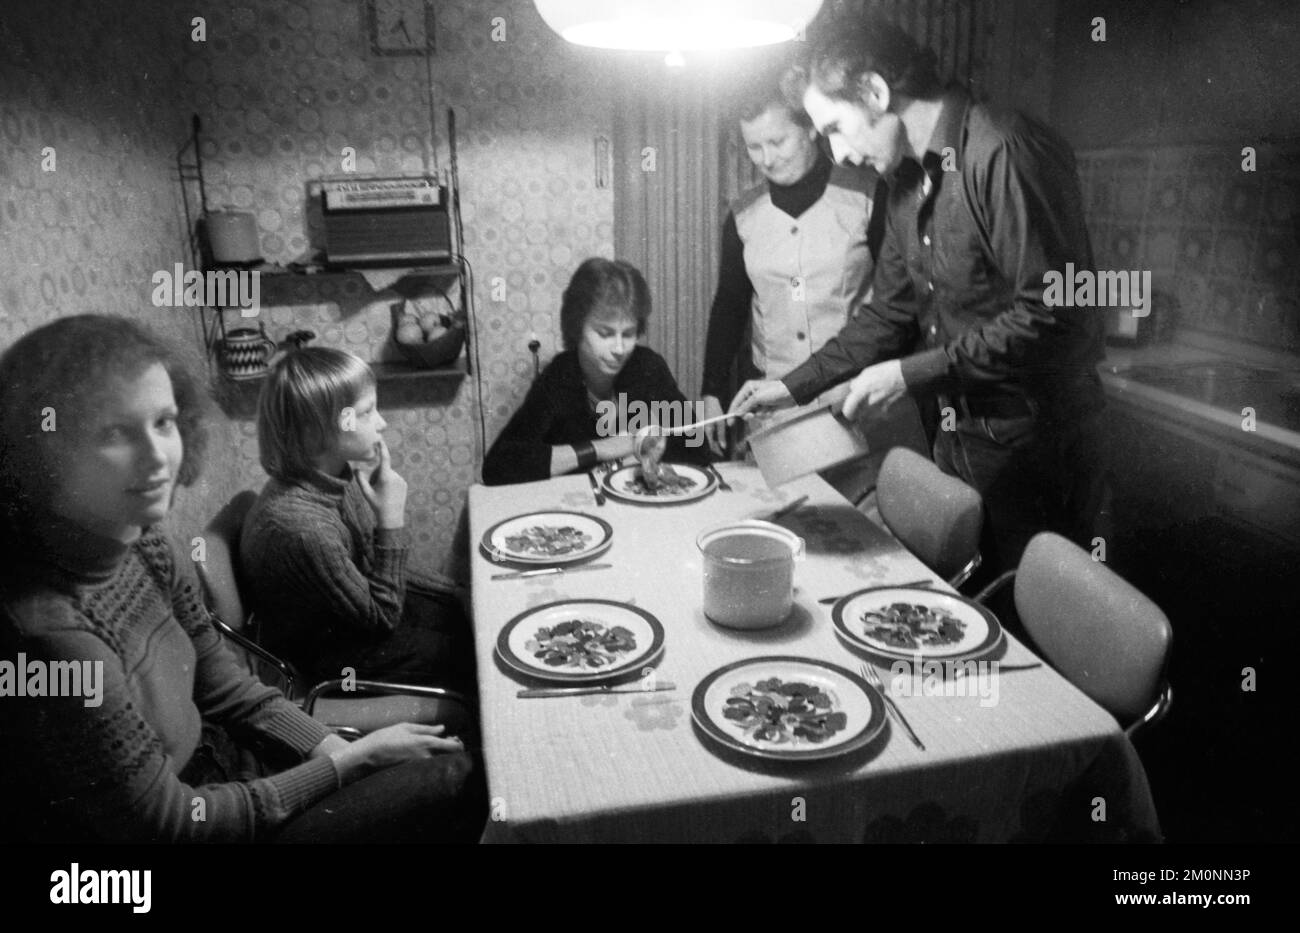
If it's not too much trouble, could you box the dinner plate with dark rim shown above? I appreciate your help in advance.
[600,463,717,505]
[480,510,614,565]
[830,586,1004,662]
[691,656,887,762]
[496,599,665,685]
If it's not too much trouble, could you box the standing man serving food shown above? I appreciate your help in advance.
[701,78,927,500]
[730,15,1106,574]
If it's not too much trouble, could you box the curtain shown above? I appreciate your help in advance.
[613,60,724,400]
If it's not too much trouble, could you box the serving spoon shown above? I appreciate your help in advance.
[637,411,752,439]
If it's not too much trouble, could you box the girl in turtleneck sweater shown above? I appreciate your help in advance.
[0,316,483,842]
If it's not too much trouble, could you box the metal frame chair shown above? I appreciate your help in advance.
[974,531,1173,738]
[875,447,984,588]
[195,491,474,740]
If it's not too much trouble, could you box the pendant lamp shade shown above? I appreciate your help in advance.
[534,0,825,51]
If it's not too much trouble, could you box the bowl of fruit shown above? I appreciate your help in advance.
[390,299,465,369]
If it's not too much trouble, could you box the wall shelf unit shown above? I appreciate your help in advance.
[177,113,475,389]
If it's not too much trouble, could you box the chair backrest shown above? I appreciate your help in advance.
[196,490,259,634]
[876,447,983,582]
[1014,532,1172,727]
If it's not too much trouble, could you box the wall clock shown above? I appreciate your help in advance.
[368,0,436,56]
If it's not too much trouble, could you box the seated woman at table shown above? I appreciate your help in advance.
[240,346,475,692]
[482,257,710,486]
[0,315,483,842]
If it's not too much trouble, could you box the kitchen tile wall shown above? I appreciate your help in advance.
[1076,145,1300,352]
[2,0,616,575]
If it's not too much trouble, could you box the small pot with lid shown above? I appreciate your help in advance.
[697,520,805,629]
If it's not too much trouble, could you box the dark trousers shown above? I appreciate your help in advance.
[933,406,1107,578]
[183,723,488,843]
[274,751,487,844]
[317,588,478,695]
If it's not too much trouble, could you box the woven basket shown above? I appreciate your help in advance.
[390,304,465,368]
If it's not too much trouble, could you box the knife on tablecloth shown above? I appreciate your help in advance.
[490,562,612,581]
[518,681,677,698]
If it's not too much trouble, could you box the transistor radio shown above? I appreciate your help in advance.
[319,176,452,265]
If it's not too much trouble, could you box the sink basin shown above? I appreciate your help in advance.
[1112,360,1300,431]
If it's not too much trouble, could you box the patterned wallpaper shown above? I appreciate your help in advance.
[0,0,230,539]
[1076,145,1300,352]
[1,0,1076,574]
[1,0,616,575]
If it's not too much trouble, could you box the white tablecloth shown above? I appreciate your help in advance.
[469,464,1160,843]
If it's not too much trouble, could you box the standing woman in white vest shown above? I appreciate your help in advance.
[699,83,877,458]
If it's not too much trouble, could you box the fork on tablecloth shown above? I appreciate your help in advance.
[859,663,926,751]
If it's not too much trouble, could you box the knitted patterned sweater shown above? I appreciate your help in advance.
[0,517,339,842]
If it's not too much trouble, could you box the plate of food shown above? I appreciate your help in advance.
[496,599,665,684]
[830,586,1003,661]
[601,462,717,504]
[481,511,613,565]
[691,656,887,761]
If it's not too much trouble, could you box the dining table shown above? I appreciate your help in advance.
[467,461,1162,843]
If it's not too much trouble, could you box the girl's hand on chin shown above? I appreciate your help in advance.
[355,439,409,529]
